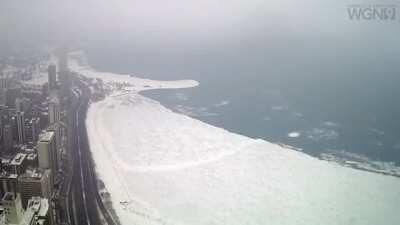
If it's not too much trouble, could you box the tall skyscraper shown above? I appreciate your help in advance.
[31,117,41,143]
[0,172,18,196]
[3,124,14,154]
[48,97,61,151]
[15,97,22,112]
[25,117,41,144]
[5,86,21,108]
[37,131,57,179]
[0,89,7,105]
[48,97,60,125]
[15,111,25,144]
[18,168,52,209]
[0,105,10,125]
[47,64,57,91]
[58,49,71,95]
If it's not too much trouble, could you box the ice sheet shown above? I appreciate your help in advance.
[70,51,400,225]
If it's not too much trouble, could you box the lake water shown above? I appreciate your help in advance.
[84,39,400,164]
[81,1,400,163]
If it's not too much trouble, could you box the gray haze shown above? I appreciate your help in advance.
[1,0,400,161]
[1,0,399,57]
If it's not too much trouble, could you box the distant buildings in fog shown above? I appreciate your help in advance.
[0,57,69,225]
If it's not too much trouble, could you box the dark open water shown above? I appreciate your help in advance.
[84,38,400,164]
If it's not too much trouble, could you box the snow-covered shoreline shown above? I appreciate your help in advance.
[70,51,400,225]
[69,50,199,93]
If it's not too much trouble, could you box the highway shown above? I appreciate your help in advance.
[64,76,117,225]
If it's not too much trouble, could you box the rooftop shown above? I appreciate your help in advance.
[10,153,27,166]
[33,198,49,218]
[1,158,11,164]
[26,153,37,161]
[38,131,54,142]
[20,197,49,225]
[2,192,16,202]
[19,168,48,180]
[19,209,35,225]
[0,170,18,179]
[0,195,49,225]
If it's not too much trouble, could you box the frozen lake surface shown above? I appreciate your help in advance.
[71,51,400,225]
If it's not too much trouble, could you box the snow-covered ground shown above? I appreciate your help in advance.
[70,51,400,225]
[69,50,198,92]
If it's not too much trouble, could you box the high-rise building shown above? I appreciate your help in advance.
[15,111,25,144]
[0,171,18,196]
[15,97,22,112]
[48,97,60,125]
[26,197,52,225]
[47,64,57,91]
[10,153,27,175]
[0,89,7,105]
[25,117,41,144]
[3,124,14,154]
[0,105,10,125]
[47,123,61,156]
[17,168,52,209]
[37,131,57,177]
[32,117,41,143]
[11,116,18,144]
[48,97,61,151]
[14,97,30,113]
[58,49,71,95]
[25,153,38,168]
[1,192,24,224]
[5,86,21,108]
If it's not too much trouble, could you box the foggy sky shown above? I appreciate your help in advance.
[1,0,398,50]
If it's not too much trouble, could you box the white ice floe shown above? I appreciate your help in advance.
[291,112,304,118]
[369,128,385,136]
[213,100,230,107]
[306,128,339,141]
[287,132,301,138]
[174,105,219,118]
[322,121,341,127]
[70,51,400,225]
[271,105,286,111]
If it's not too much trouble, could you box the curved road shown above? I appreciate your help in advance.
[66,76,117,225]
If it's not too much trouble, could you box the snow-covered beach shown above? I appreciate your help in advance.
[70,51,400,225]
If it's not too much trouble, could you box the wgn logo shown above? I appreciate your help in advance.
[347,4,397,20]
